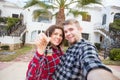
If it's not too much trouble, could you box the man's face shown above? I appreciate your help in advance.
[64,24,82,44]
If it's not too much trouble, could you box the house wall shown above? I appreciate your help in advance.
[22,5,120,45]
[0,1,23,17]
[0,1,120,47]
[22,6,55,44]
[0,36,22,50]
[81,7,102,44]
[0,1,23,50]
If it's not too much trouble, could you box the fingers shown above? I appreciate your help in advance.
[34,33,50,51]
[41,33,51,43]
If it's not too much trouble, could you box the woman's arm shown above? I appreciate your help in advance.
[26,51,44,80]
[26,33,50,80]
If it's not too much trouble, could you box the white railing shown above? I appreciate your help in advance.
[94,23,106,30]
[94,23,111,41]
[0,36,22,44]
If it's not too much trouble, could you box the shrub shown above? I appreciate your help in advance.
[94,43,101,51]
[109,48,120,61]
[64,39,69,47]
[6,17,20,30]
[1,45,9,50]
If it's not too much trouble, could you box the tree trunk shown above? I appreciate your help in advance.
[56,8,65,28]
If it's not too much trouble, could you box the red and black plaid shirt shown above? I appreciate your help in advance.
[26,48,63,80]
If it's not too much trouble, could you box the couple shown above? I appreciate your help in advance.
[26,19,119,80]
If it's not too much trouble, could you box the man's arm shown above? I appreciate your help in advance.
[87,68,120,80]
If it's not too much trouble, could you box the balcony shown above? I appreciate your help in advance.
[94,23,110,38]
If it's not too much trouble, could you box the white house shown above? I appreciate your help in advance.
[0,0,23,50]
[0,0,120,50]
[22,3,120,46]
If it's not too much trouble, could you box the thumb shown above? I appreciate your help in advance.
[47,37,51,43]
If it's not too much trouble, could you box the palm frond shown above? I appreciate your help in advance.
[69,9,88,18]
[76,0,102,8]
[33,9,50,19]
[24,0,39,8]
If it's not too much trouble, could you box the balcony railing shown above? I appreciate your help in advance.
[94,23,111,38]
[94,23,110,31]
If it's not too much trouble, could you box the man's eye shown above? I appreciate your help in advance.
[69,28,73,31]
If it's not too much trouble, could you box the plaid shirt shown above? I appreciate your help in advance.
[26,48,63,80]
[53,39,112,80]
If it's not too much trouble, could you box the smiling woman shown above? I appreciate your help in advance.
[26,24,65,80]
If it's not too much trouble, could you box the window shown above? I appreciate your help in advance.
[33,10,52,22]
[38,16,50,22]
[82,33,89,40]
[0,10,1,16]
[114,13,120,20]
[31,31,37,41]
[38,30,45,34]
[102,14,107,25]
[42,30,45,33]
[38,30,41,34]
[12,14,19,18]
[82,14,91,22]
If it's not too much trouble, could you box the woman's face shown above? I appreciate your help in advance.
[50,29,63,46]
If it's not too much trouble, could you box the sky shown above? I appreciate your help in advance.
[5,0,28,7]
[5,0,120,7]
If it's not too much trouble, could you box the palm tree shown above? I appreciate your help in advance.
[24,0,101,27]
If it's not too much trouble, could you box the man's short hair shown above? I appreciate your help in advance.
[62,19,80,28]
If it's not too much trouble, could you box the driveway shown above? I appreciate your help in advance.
[0,48,34,80]
[0,62,28,80]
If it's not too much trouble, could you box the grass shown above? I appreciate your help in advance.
[99,51,120,66]
[0,45,33,62]
[0,46,120,66]
[102,59,120,66]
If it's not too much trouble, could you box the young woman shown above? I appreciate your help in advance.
[26,25,64,80]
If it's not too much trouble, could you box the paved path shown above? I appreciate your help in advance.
[0,48,35,80]
[0,62,28,80]
[0,49,120,80]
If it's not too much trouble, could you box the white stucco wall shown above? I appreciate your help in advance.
[23,5,120,44]
[0,36,21,44]
[0,1,120,45]
[0,1,23,17]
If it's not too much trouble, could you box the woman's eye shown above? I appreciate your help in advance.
[53,33,57,35]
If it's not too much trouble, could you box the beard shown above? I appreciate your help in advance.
[68,39,78,46]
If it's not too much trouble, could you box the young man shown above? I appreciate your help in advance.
[52,19,119,80]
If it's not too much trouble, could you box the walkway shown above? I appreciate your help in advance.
[0,48,35,80]
[0,49,120,80]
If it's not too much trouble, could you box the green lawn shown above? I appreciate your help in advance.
[0,45,33,62]
[102,59,120,66]
[0,46,120,66]
[99,51,120,66]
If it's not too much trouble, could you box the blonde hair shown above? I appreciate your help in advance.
[62,19,80,28]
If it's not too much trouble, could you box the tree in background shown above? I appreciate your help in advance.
[24,0,101,27]
[109,19,120,48]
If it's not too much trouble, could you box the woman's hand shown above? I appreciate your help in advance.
[34,33,50,55]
